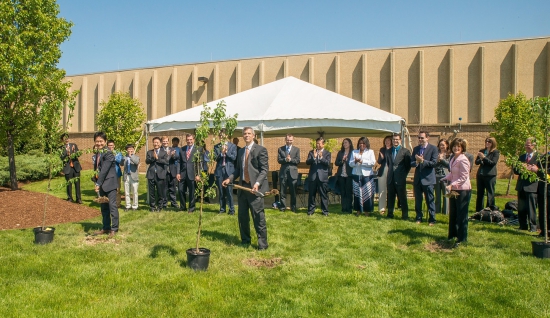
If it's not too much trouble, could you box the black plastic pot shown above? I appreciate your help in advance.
[532,241,550,259]
[186,248,211,271]
[33,227,55,244]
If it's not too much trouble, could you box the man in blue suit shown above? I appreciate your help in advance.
[214,130,237,215]
[411,131,439,225]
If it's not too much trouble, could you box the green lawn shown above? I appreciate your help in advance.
[0,175,548,317]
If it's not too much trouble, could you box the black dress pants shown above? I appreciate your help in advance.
[448,190,471,243]
[64,168,81,201]
[518,189,538,231]
[280,171,297,210]
[476,175,496,211]
[338,175,353,213]
[148,177,166,208]
[387,182,408,219]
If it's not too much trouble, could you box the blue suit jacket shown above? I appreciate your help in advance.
[213,141,237,178]
[411,143,438,185]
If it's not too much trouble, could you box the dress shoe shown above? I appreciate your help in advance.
[257,246,268,251]
[66,198,74,203]
[219,210,226,214]
[379,208,386,215]
[180,207,187,212]
[93,229,109,236]
[416,220,422,224]
[109,230,116,237]
[188,209,195,213]
[150,207,157,212]
[279,208,285,212]
[171,203,180,209]
[228,212,235,215]
[387,214,394,219]
[429,222,435,226]
[76,200,83,204]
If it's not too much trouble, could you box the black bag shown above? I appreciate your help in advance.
[471,208,505,223]
[505,200,518,211]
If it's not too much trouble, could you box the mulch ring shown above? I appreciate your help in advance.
[0,187,101,230]
[243,257,283,268]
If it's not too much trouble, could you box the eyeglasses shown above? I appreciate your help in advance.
[485,140,492,143]
[418,137,425,139]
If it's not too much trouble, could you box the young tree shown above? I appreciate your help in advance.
[0,0,73,190]
[96,92,146,152]
[490,92,543,194]
[192,100,238,253]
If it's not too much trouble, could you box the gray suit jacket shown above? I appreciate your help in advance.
[121,154,140,182]
[229,143,269,194]
[278,145,300,180]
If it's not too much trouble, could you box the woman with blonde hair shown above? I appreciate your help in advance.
[474,137,500,211]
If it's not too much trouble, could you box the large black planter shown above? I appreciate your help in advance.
[532,241,550,259]
[33,227,55,245]
[186,248,211,271]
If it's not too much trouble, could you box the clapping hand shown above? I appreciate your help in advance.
[477,152,485,159]
[415,154,423,164]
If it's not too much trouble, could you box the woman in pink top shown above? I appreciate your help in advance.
[441,138,472,248]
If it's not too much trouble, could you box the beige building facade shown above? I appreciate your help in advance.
[65,36,550,176]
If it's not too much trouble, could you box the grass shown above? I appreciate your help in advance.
[1,174,549,317]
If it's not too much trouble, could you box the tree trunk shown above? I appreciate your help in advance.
[7,130,18,190]
[506,170,514,196]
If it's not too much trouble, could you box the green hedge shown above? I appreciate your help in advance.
[0,153,53,186]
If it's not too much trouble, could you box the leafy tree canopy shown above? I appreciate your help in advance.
[96,92,146,152]
[0,0,74,189]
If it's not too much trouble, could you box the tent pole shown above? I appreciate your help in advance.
[260,131,264,146]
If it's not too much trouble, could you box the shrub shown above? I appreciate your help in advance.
[0,154,54,186]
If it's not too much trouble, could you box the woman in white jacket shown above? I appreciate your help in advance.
[349,137,376,216]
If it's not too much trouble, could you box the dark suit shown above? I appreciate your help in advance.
[335,150,353,213]
[96,150,119,231]
[60,143,82,202]
[277,145,300,211]
[537,154,550,235]
[386,145,412,219]
[306,149,331,215]
[146,148,169,209]
[411,143,438,223]
[164,147,180,208]
[214,141,237,214]
[179,144,201,212]
[475,149,500,211]
[514,152,541,231]
[228,143,269,249]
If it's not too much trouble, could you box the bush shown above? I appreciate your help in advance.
[0,153,55,186]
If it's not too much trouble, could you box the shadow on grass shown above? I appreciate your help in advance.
[201,230,240,246]
[474,223,528,237]
[78,221,103,232]
[388,228,447,246]
[149,244,179,258]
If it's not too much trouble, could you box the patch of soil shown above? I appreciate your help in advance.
[0,188,100,230]
[425,241,453,252]
[243,257,282,268]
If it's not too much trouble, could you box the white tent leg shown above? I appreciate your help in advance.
[260,131,264,146]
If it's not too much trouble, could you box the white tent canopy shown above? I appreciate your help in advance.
[147,76,405,138]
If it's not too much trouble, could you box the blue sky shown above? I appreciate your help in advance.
[57,0,550,76]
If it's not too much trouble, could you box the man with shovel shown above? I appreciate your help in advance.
[222,127,269,250]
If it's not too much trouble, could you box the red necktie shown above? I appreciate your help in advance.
[186,147,191,160]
